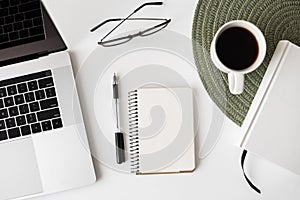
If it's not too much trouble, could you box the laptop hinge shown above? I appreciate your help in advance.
[37,51,49,57]
[0,51,49,67]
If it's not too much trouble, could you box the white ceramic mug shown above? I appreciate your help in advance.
[210,20,266,94]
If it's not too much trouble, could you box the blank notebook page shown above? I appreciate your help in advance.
[135,88,195,174]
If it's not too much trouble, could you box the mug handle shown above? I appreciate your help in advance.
[228,73,244,94]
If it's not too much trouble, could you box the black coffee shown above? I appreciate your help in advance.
[216,27,259,70]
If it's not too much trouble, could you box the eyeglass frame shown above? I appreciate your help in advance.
[90,2,171,47]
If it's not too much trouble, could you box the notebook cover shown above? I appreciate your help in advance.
[241,41,300,175]
[128,88,195,174]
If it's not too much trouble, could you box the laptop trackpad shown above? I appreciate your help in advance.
[0,138,43,200]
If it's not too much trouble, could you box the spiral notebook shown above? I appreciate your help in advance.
[128,87,195,174]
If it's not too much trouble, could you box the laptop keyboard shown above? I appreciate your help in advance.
[0,70,63,142]
[0,0,46,49]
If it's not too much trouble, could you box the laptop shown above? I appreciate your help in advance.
[0,0,96,199]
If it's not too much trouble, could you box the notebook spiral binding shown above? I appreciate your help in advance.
[128,90,140,173]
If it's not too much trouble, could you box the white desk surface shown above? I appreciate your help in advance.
[35,0,300,200]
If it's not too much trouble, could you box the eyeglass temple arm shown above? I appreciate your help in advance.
[133,2,163,13]
[90,19,122,32]
[96,1,163,41]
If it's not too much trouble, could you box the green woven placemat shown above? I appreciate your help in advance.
[192,0,300,126]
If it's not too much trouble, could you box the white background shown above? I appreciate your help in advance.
[34,0,300,199]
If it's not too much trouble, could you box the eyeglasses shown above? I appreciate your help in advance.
[90,2,171,47]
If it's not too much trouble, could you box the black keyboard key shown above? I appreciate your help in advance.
[31,122,41,133]
[19,104,29,114]
[0,1,9,9]
[29,25,44,36]
[23,19,33,28]
[14,94,25,105]
[15,13,24,22]
[26,113,36,123]
[40,98,58,110]
[25,9,42,20]
[35,89,45,100]
[27,80,38,91]
[7,85,17,95]
[20,0,31,4]
[0,99,4,108]
[9,31,19,41]
[0,108,8,119]
[19,1,41,12]
[8,127,20,139]
[8,106,18,116]
[33,17,42,26]
[10,0,20,6]
[0,33,9,43]
[0,120,5,130]
[0,7,8,16]
[41,120,52,131]
[4,96,14,107]
[45,87,56,98]
[9,6,18,15]
[38,77,54,89]
[0,130,7,141]
[0,88,7,97]
[0,18,4,26]
[24,92,34,102]
[29,101,39,112]
[16,116,26,126]
[37,108,60,121]
[17,83,27,93]
[0,9,8,18]
[0,28,3,34]
[5,117,16,128]
[3,24,13,33]
[20,125,31,136]
[13,22,23,31]
[4,16,14,24]
[19,29,28,38]
[52,118,63,129]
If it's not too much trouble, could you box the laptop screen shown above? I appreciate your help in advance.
[0,0,66,66]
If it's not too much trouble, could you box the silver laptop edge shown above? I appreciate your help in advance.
[0,52,96,200]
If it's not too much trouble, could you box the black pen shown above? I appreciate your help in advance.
[113,73,125,164]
